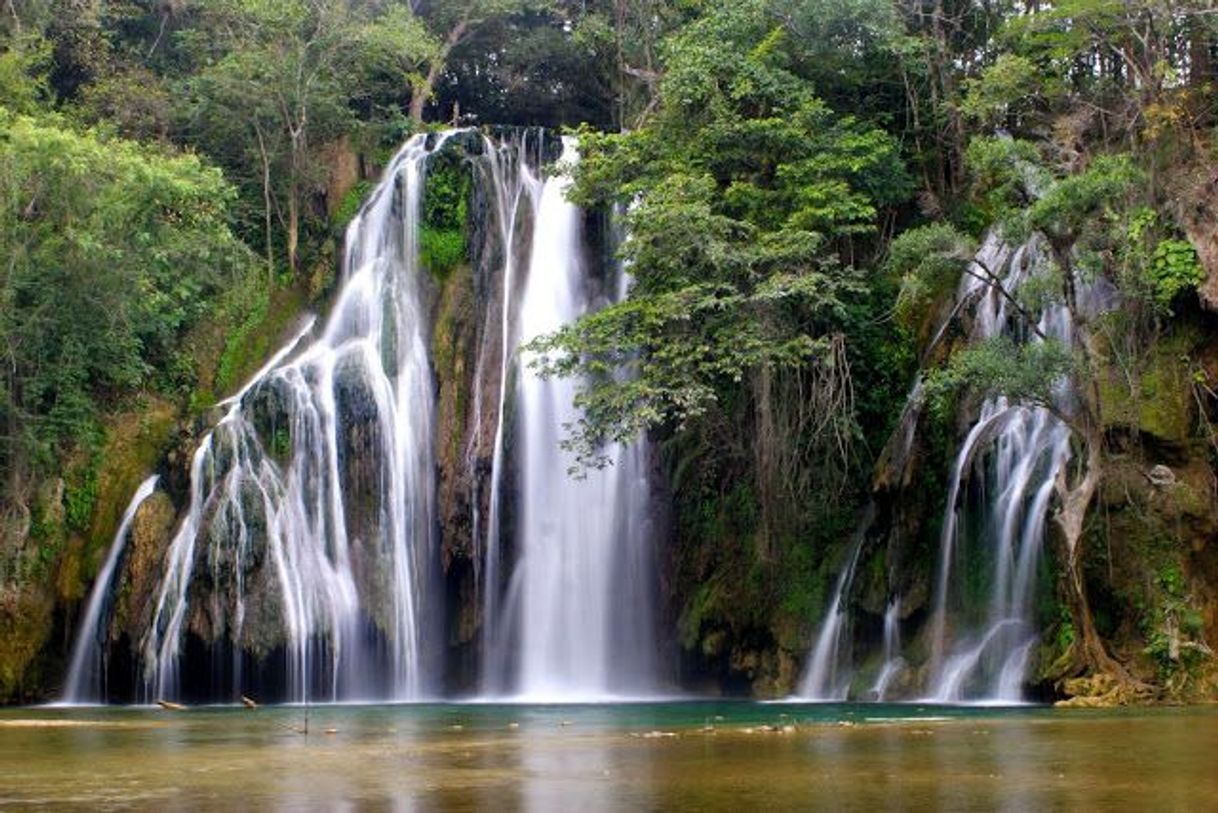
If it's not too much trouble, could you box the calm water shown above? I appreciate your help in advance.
[1,702,1214,810]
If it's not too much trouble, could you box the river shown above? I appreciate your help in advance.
[1,702,1213,809]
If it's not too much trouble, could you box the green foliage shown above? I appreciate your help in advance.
[1147,239,1204,311]
[333,180,372,232]
[1027,155,1143,242]
[176,0,436,271]
[420,228,467,279]
[1141,564,1211,681]
[419,154,470,279]
[889,223,976,325]
[63,446,102,533]
[531,0,911,464]
[925,336,1076,418]
[0,35,50,115]
[0,108,251,490]
[212,281,271,403]
[960,54,1046,126]
[964,136,1048,234]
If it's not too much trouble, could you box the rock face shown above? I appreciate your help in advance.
[1176,166,1218,314]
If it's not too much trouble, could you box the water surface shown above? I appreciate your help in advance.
[1,702,1214,810]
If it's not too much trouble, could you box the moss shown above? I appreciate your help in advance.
[432,264,474,466]
[0,587,55,701]
[112,491,176,642]
[420,227,467,280]
[1100,326,1197,442]
[55,399,176,605]
[211,283,309,405]
[333,179,372,232]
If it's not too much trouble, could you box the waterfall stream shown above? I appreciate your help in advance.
[478,132,545,695]
[925,234,1074,703]
[64,129,658,704]
[796,231,1080,703]
[62,476,159,704]
[799,525,865,700]
[869,598,902,701]
[139,134,447,703]
[481,138,657,700]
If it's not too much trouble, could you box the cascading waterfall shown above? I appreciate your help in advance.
[62,475,159,704]
[796,231,1082,704]
[925,233,1074,703]
[869,598,902,701]
[63,129,657,705]
[140,134,448,703]
[478,133,545,694]
[482,138,657,700]
[799,529,865,700]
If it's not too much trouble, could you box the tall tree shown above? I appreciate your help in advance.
[0,108,249,511]
[180,0,431,275]
[411,0,551,123]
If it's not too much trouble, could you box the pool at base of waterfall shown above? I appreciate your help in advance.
[2,702,1214,809]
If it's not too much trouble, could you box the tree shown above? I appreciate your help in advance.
[894,139,1204,685]
[179,0,432,275]
[0,108,250,511]
[530,1,911,473]
[411,0,552,124]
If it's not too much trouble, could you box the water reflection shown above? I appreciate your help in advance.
[0,704,1216,810]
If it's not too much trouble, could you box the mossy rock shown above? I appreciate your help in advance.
[72,400,176,592]
[112,491,177,645]
[0,585,55,701]
[1055,673,1157,707]
[1099,329,1197,444]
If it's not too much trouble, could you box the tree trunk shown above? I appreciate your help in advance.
[286,125,305,276]
[408,62,441,125]
[1054,427,1132,681]
[287,183,299,277]
[253,121,274,282]
[410,19,469,125]
[1190,16,1213,87]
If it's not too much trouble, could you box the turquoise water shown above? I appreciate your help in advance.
[2,701,1215,809]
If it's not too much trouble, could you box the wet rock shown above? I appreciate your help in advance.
[1148,464,1177,488]
[1055,674,1157,707]
[116,491,177,644]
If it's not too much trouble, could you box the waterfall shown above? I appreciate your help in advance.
[139,134,449,703]
[65,129,657,704]
[482,138,657,700]
[869,598,902,701]
[925,233,1074,703]
[62,476,159,704]
[478,132,545,695]
[798,511,869,700]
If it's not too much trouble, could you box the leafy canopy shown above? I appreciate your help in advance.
[0,108,250,470]
[529,0,911,464]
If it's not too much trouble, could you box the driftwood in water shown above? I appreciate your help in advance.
[155,700,186,711]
